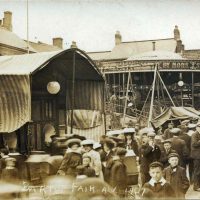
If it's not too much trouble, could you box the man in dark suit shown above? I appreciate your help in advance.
[139,132,161,186]
[170,128,189,168]
[163,122,174,140]
[191,122,200,191]
[160,140,176,167]
[102,138,115,183]
[109,148,127,198]
[163,153,190,199]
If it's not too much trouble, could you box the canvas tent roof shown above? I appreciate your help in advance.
[0,48,104,133]
[151,107,200,128]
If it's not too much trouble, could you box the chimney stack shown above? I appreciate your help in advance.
[70,41,77,48]
[53,37,63,49]
[3,11,12,31]
[115,31,122,45]
[152,41,156,51]
[176,40,183,53]
[174,25,180,40]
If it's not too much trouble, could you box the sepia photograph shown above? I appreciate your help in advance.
[0,0,200,199]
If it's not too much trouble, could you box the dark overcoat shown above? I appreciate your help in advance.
[163,165,190,199]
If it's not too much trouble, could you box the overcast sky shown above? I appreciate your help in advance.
[0,0,200,52]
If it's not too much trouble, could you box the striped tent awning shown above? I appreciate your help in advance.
[0,75,31,132]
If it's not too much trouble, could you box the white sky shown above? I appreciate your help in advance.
[0,0,200,52]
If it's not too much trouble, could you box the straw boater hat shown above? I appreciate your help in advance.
[93,142,102,150]
[123,128,136,134]
[81,139,94,146]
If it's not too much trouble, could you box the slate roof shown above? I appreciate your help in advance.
[0,26,36,52]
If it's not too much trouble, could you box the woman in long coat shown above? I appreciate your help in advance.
[57,138,82,177]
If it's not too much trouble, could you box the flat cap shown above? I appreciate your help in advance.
[168,153,179,159]
[81,139,94,146]
[162,139,172,144]
[147,132,156,137]
[170,128,181,134]
[149,161,163,169]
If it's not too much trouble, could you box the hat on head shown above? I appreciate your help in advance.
[170,128,181,134]
[188,123,197,129]
[106,129,124,137]
[149,161,163,169]
[66,138,81,148]
[162,139,172,144]
[116,147,127,156]
[147,132,156,137]
[81,139,94,146]
[168,153,179,159]
[123,128,135,134]
[93,142,102,150]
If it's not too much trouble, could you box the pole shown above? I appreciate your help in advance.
[148,65,157,127]
[157,70,176,107]
[71,50,76,134]
[26,0,29,54]
[192,72,194,107]
[123,71,131,126]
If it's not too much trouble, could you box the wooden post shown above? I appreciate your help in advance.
[192,71,194,107]
[148,66,157,127]
[157,71,176,107]
[71,50,76,134]
[123,71,131,126]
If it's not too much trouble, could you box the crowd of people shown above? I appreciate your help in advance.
[0,118,200,199]
[53,118,200,199]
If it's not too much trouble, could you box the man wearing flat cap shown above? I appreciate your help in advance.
[109,147,128,197]
[139,132,161,186]
[160,140,176,167]
[163,122,174,140]
[170,128,189,168]
[163,153,190,198]
[191,122,200,191]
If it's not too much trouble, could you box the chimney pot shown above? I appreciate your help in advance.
[152,41,156,51]
[115,31,122,45]
[53,37,63,49]
[174,25,180,40]
[71,41,77,48]
[3,11,12,31]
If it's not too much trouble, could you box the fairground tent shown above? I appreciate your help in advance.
[151,107,200,128]
[0,49,105,140]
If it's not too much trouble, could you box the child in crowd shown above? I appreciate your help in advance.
[142,161,175,199]
[76,156,96,177]
[163,153,190,199]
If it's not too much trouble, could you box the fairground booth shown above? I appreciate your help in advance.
[0,48,105,181]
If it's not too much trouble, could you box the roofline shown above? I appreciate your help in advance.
[121,38,175,44]
[31,48,105,81]
[184,49,200,51]
[87,50,111,54]
[0,42,36,53]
